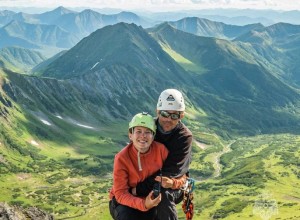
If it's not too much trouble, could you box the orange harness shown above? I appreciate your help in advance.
[182,178,195,220]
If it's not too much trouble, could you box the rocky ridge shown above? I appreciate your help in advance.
[0,202,54,220]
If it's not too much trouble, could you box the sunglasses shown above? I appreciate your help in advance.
[159,110,181,120]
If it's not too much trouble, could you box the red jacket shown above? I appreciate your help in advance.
[109,141,168,211]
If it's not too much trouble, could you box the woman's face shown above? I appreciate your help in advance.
[129,126,154,153]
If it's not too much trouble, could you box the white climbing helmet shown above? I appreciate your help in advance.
[157,89,185,111]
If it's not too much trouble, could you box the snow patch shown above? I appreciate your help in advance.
[116,99,121,106]
[30,111,53,126]
[54,114,96,130]
[40,119,51,126]
[30,140,39,146]
[90,62,99,70]
[76,123,94,129]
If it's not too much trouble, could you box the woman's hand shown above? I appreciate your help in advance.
[144,191,161,210]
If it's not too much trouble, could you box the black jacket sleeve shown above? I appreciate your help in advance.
[135,170,160,197]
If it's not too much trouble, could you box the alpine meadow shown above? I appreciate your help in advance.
[0,6,300,220]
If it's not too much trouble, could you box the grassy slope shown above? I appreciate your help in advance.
[195,134,300,220]
[1,55,300,219]
[0,95,125,218]
[160,42,207,74]
[1,99,300,219]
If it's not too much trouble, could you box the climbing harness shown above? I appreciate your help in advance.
[182,178,195,220]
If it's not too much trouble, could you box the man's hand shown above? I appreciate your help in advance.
[144,191,161,210]
[154,176,174,188]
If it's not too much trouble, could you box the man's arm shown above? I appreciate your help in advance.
[162,132,193,178]
[154,174,187,189]
[134,172,187,197]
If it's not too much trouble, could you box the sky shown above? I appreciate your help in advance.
[0,0,299,12]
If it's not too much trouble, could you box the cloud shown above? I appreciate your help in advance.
[0,0,298,11]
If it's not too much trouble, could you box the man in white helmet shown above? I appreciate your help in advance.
[132,89,193,220]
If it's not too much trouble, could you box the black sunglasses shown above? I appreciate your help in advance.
[159,110,181,120]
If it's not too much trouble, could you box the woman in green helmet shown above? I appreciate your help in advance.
[109,112,169,220]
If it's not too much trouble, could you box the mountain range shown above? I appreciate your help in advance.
[1,19,300,136]
[145,8,300,26]
[0,7,153,57]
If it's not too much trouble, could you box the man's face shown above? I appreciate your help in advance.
[157,110,184,132]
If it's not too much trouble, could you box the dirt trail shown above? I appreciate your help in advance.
[194,140,208,150]
[212,141,235,178]
[194,139,235,181]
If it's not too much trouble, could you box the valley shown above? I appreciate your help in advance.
[1,121,299,219]
[190,134,300,220]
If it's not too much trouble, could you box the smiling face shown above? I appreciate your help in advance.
[129,126,154,153]
[157,110,184,132]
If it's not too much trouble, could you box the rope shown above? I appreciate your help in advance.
[182,178,195,220]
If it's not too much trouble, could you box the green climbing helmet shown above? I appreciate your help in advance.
[129,112,156,134]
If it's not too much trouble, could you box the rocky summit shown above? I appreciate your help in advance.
[0,203,54,220]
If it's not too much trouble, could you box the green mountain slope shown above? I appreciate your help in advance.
[0,47,46,73]
[235,22,300,87]
[150,23,300,135]
[37,22,300,136]
[40,22,189,85]
[0,67,121,218]
[32,50,67,74]
[0,20,78,48]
